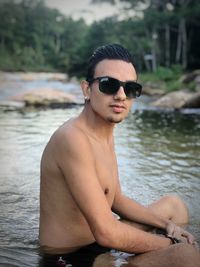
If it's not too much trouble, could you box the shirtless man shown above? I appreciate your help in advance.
[39,44,200,267]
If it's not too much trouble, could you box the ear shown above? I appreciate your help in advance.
[81,80,90,100]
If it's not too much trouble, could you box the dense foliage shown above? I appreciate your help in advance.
[0,0,200,78]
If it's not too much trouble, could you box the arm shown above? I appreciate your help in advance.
[55,128,172,253]
[112,178,196,246]
[112,179,168,229]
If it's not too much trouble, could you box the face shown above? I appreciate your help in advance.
[83,59,138,124]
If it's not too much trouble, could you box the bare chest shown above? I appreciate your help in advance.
[92,145,118,205]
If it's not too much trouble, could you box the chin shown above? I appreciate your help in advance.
[107,116,123,124]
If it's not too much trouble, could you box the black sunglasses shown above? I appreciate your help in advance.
[89,76,142,99]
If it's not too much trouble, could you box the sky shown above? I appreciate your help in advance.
[44,0,120,24]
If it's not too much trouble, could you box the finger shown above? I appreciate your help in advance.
[171,226,182,238]
[182,231,195,244]
[167,228,174,236]
[174,227,182,237]
[167,224,176,236]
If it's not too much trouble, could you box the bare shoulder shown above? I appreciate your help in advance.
[51,118,93,161]
[56,118,90,145]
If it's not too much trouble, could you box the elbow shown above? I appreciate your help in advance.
[93,225,115,248]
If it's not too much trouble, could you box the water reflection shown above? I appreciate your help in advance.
[0,107,199,266]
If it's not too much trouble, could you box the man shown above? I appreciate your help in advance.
[39,44,200,267]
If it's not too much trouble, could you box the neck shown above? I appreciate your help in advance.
[79,103,115,143]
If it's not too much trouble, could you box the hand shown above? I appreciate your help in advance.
[166,221,196,246]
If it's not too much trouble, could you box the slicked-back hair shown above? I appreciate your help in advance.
[86,44,135,83]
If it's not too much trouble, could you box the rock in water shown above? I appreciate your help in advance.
[11,88,80,108]
[151,91,200,109]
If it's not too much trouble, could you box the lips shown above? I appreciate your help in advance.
[110,104,126,113]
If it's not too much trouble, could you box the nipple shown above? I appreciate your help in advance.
[104,188,109,195]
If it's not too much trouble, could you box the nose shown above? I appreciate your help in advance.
[114,86,126,100]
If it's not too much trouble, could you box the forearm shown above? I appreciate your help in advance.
[112,195,168,230]
[96,219,171,254]
[112,195,197,250]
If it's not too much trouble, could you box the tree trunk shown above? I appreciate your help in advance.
[176,21,182,64]
[181,18,187,69]
[54,34,61,54]
[151,46,157,72]
[165,24,170,67]
[152,30,157,72]
[176,19,187,68]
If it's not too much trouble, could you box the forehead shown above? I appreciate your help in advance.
[94,59,137,81]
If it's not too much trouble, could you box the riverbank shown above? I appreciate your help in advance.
[0,70,200,112]
[140,68,200,109]
[0,71,83,111]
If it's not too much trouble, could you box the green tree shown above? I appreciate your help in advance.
[0,0,88,72]
[91,0,200,70]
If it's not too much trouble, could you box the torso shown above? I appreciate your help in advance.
[39,117,119,254]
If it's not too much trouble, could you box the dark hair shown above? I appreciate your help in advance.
[86,43,135,82]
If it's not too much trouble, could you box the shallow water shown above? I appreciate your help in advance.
[0,71,200,266]
[0,105,200,266]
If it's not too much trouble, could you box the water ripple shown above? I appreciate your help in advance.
[0,108,200,266]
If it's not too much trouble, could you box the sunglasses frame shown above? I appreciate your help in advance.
[88,76,142,99]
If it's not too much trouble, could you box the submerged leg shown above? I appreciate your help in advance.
[127,243,200,267]
[92,244,200,267]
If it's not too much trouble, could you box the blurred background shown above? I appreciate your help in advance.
[0,0,200,76]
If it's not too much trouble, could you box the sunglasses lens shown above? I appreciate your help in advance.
[99,77,119,95]
[98,77,142,98]
[125,82,142,98]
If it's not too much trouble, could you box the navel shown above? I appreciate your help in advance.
[104,188,109,195]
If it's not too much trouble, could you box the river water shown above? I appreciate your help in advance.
[0,74,200,266]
